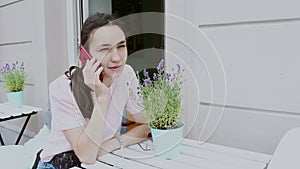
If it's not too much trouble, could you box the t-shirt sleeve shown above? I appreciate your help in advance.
[125,67,144,115]
[49,77,86,131]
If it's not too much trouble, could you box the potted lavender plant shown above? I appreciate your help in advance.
[1,61,26,108]
[138,59,184,159]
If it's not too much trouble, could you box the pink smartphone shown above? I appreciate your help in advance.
[80,46,104,81]
[80,45,92,65]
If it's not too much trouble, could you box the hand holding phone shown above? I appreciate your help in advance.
[80,46,104,81]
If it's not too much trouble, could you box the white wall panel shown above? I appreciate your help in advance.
[201,21,300,113]
[166,0,300,154]
[0,0,20,7]
[0,0,48,135]
[0,0,33,44]
[191,0,300,25]
[44,0,69,84]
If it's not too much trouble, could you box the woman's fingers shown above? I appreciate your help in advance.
[83,58,95,74]
[85,57,96,68]
[95,67,103,83]
[94,67,110,98]
[91,60,101,72]
[82,57,103,91]
[85,57,100,72]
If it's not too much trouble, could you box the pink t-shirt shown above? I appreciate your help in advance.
[41,64,143,161]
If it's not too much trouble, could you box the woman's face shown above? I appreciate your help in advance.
[88,25,127,79]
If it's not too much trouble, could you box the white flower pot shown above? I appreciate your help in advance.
[150,122,184,159]
[6,91,24,108]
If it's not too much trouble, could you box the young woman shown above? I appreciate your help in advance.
[36,13,150,169]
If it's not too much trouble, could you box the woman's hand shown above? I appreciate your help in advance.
[82,58,110,99]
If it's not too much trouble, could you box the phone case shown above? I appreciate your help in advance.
[80,46,92,65]
[79,46,104,81]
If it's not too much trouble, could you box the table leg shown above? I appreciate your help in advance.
[15,115,32,145]
[0,133,5,146]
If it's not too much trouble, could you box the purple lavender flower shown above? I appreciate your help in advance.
[176,64,181,73]
[144,77,152,84]
[165,73,171,81]
[12,63,16,70]
[143,69,149,78]
[5,64,10,70]
[1,67,6,74]
[1,61,26,92]
[153,73,157,81]
[157,59,164,73]
[137,60,184,129]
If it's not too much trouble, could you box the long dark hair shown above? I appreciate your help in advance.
[65,13,126,118]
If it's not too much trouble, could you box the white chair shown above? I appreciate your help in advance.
[267,127,300,169]
[0,125,50,169]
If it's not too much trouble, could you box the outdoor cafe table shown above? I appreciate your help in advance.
[72,138,271,169]
[0,103,42,145]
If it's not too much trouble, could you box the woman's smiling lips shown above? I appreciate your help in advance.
[108,65,121,71]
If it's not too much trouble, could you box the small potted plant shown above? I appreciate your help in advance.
[138,59,184,159]
[1,61,26,108]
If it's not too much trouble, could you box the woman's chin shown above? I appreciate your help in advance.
[107,66,124,78]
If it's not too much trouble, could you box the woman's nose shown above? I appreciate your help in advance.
[110,48,121,62]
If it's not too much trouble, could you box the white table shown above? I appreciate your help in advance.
[76,138,271,169]
[0,103,42,145]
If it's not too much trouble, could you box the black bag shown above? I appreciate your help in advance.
[32,149,83,169]
[50,150,82,169]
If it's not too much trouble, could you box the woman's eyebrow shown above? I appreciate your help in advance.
[118,40,126,45]
[98,40,126,47]
[99,44,110,47]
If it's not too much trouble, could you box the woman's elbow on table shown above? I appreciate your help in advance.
[77,153,97,165]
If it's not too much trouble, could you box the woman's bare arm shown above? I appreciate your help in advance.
[97,123,150,158]
[64,63,111,164]
[64,98,109,164]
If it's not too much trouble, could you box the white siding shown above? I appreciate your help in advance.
[190,0,300,25]
[166,0,300,154]
[0,1,33,44]
[0,0,69,142]
[0,0,48,132]
[202,22,300,113]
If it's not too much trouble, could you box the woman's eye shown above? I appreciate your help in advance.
[99,48,109,52]
[118,45,126,48]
